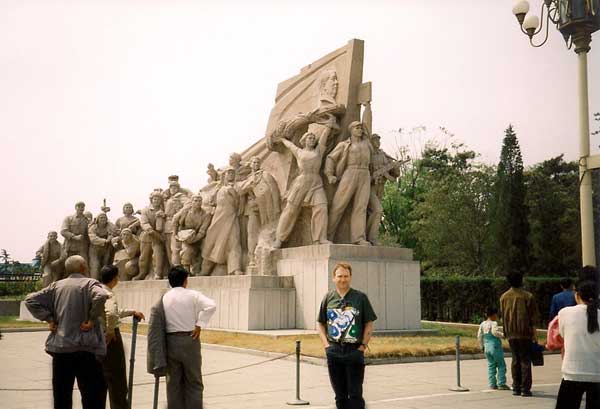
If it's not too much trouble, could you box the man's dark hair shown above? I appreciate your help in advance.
[486,306,498,318]
[100,265,119,284]
[168,265,189,288]
[506,272,523,288]
[560,277,573,290]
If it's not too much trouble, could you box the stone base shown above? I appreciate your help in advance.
[275,244,421,331]
[113,276,296,331]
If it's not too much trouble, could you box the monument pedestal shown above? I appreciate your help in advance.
[275,244,421,331]
[113,276,296,331]
[112,245,421,332]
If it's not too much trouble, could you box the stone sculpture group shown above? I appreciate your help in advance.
[36,44,402,284]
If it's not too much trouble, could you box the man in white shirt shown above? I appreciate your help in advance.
[162,265,216,409]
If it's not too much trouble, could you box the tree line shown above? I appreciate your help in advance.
[380,124,582,277]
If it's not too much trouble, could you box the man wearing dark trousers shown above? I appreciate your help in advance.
[148,265,216,409]
[99,265,145,409]
[317,262,377,409]
[25,255,109,409]
[500,272,539,397]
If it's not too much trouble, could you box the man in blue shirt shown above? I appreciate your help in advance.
[549,278,576,321]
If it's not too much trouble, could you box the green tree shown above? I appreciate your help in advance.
[525,155,580,275]
[489,125,530,274]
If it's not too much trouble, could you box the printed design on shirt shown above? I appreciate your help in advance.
[327,306,360,343]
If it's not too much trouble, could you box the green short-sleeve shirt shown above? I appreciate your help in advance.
[317,288,377,344]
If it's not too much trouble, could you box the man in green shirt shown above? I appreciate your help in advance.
[317,262,377,409]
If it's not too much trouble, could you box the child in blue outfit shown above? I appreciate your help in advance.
[477,307,509,390]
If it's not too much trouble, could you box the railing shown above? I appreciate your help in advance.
[0,272,42,282]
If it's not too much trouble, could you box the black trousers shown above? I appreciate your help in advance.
[508,338,532,393]
[325,343,365,409]
[556,379,600,409]
[101,328,129,409]
[52,351,106,409]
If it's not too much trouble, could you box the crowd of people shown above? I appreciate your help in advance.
[478,267,600,408]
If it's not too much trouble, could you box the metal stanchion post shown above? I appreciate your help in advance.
[152,375,160,409]
[449,335,469,392]
[286,340,310,405]
[127,316,140,409]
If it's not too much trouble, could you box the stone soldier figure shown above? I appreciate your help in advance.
[173,194,212,275]
[115,203,141,236]
[60,201,90,262]
[162,175,193,203]
[272,129,333,249]
[37,231,64,285]
[366,134,400,245]
[326,121,373,245]
[239,156,281,269]
[206,163,219,184]
[113,228,140,280]
[164,191,187,266]
[227,152,251,182]
[88,212,117,280]
[138,191,167,280]
[201,167,243,275]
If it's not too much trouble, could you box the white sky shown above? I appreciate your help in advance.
[2,0,599,261]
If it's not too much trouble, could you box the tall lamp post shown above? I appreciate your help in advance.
[511,0,600,266]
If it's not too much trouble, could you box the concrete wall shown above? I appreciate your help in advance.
[113,276,296,331]
[275,244,421,331]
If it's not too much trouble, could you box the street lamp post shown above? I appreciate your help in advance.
[511,0,600,267]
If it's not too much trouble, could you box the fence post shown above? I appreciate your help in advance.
[449,335,469,392]
[286,340,310,405]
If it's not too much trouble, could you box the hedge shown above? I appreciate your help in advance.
[0,281,42,298]
[421,276,569,327]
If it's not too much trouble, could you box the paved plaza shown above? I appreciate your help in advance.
[0,331,571,409]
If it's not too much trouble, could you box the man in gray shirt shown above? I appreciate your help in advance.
[25,255,109,409]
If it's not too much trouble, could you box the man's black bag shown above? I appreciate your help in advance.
[531,341,545,366]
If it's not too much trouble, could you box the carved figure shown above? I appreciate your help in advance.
[113,228,140,280]
[115,203,141,236]
[240,156,281,268]
[164,192,187,266]
[37,231,64,285]
[206,163,219,184]
[367,134,401,245]
[226,152,251,182]
[173,194,212,274]
[88,212,116,280]
[272,128,333,248]
[138,191,167,280]
[326,121,373,245]
[201,168,243,275]
[60,201,90,262]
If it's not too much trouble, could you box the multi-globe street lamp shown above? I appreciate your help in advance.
[511,0,600,266]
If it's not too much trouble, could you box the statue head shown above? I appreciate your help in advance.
[65,255,88,276]
[348,121,365,139]
[250,156,261,172]
[122,202,134,216]
[121,228,133,241]
[169,181,181,194]
[229,152,242,167]
[47,231,58,242]
[319,69,338,101]
[74,201,85,216]
[191,194,203,210]
[371,133,381,149]
[299,132,318,149]
[150,191,163,208]
[96,212,108,227]
[83,211,93,223]
[222,167,236,183]
[168,175,179,185]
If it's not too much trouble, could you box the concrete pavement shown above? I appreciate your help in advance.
[0,331,571,409]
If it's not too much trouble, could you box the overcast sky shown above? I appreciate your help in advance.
[2,0,599,261]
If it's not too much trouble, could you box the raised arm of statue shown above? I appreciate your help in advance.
[281,138,301,159]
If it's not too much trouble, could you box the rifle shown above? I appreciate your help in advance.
[371,159,408,182]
